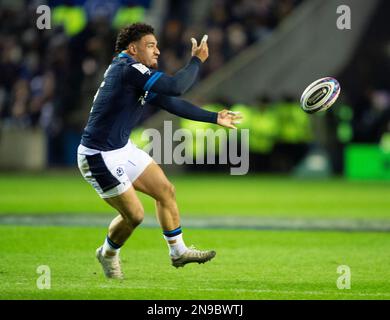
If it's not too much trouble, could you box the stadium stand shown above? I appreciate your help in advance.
[0,0,388,173]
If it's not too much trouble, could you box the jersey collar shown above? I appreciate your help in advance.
[117,52,135,62]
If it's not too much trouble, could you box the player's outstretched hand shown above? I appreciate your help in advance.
[217,110,242,129]
[191,35,209,63]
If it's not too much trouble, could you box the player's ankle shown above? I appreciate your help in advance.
[163,227,187,257]
[102,236,122,257]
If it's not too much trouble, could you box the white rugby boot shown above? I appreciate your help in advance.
[171,245,216,268]
[96,246,124,279]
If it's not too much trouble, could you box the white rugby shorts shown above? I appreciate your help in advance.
[77,140,153,198]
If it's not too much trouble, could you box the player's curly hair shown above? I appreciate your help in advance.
[115,23,155,53]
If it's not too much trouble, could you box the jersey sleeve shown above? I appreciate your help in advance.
[148,94,218,124]
[123,57,202,96]
[122,63,163,91]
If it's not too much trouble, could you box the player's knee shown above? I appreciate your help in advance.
[168,183,176,199]
[161,182,176,202]
[131,207,144,227]
[123,207,144,227]
[152,180,176,204]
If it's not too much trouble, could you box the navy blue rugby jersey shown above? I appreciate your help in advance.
[80,52,218,151]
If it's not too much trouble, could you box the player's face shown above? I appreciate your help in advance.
[133,34,160,69]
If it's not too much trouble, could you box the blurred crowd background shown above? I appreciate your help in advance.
[0,0,389,177]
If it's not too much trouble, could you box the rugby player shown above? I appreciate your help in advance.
[77,23,241,279]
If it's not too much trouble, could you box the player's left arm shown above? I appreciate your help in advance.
[149,95,242,129]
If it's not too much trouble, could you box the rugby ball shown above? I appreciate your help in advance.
[300,77,341,114]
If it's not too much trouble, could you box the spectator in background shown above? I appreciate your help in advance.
[0,0,305,166]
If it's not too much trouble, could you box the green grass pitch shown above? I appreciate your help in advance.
[0,171,389,299]
[1,171,389,218]
[1,226,390,299]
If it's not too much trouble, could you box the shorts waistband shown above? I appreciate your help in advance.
[78,140,133,155]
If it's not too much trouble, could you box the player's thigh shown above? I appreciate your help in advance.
[104,186,144,224]
[132,161,175,202]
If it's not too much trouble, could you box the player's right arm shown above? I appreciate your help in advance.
[149,95,242,129]
[123,35,209,97]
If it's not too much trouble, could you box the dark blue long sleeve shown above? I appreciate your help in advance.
[122,54,202,97]
[150,95,218,124]
[151,56,202,96]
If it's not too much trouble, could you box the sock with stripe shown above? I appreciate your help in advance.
[163,226,187,258]
[102,236,121,258]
